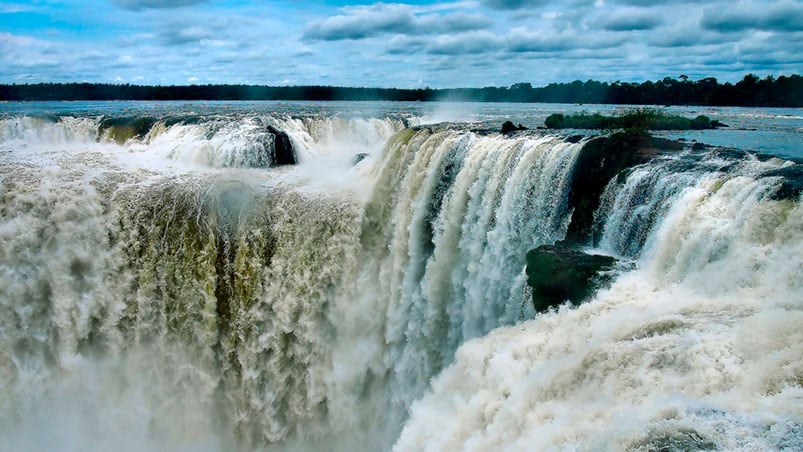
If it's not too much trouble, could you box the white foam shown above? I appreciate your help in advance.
[395,169,803,451]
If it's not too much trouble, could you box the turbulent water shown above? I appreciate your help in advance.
[0,102,801,451]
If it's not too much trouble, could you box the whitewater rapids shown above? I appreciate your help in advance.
[0,109,800,451]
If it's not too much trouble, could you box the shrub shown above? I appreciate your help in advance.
[544,113,565,129]
[544,109,722,131]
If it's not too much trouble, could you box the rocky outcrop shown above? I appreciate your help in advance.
[564,131,682,245]
[631,429,718,451]
[544,112,727,130]
[99,116,158,144]
[501,121,527,134]
[762,164,803,201]
[351,153,370,166]
[525,242,617,312]
[266,126,296,166]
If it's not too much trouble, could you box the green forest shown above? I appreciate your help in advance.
[1,74,800,107]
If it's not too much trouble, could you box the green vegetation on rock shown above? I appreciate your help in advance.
[544,109,725,132]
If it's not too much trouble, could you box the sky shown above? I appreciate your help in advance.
[0,0,801,87]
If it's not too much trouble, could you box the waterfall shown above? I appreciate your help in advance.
[395,150,802,451]
[1,112,800,451]
[357,128,584,415]
[0,114,406,169]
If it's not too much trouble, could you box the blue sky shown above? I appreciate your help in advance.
[0,0,801,87]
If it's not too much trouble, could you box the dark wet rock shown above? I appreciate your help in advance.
[162,115,205,127]
[99,116,158,144]
[266,125,296,166]
[351,153,370,166]
[712,148,749,160]
[501,120,527,134]
[566,134,584,143]
[691,142,706,151]
[761,164,803,201]
[631,429,718,451]
[564,131,683,245]
[650,136,685,151]
[525,242,617,312]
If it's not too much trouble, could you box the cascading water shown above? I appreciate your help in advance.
[395,151,803,451]
[0,105,800,451]
[357,128,583,416]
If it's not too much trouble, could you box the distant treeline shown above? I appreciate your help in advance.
[1,74,801,107]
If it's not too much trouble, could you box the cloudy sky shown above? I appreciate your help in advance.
[1,0,801,87]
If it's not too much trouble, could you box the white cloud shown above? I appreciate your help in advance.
[112,0,209,11]
[701,0,803,32]
[0,3,35,13]
[0,1,798,87]
[303,3,491,41]
[594,7,663,30]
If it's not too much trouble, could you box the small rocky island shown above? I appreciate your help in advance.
[543,109,726,131]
